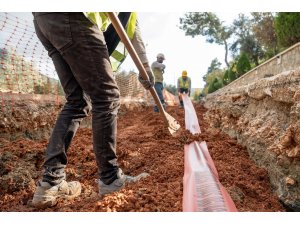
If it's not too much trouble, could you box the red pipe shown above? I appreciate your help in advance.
[182,93,237,212]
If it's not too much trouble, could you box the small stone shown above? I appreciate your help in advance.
[285,177,295,186]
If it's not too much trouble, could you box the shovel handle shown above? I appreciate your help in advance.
[107,12,167,123]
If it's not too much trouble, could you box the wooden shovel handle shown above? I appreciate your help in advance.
[107,12,167,123]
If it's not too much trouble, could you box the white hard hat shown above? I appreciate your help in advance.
[157,53,165,60]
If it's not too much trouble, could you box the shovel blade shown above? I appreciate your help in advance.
[165,111,181,135]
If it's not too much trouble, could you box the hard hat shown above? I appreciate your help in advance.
[182,70,187,77]
[157,53,165,60]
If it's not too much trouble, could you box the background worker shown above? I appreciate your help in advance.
[30,12,153,208]
[151,53,166,112]
[177,70,191,108]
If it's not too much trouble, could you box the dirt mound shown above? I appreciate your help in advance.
[0,104,285,211]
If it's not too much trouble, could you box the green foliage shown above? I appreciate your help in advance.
[236,53,251,77]
[228,69,237,82]
[203,58,222,82]
[213,78,223,90]
[202,64,225,95]
[208,77,223,94]
[192,89,201,101]
[207,80,217,94]
[205,69,224,85]
[223,70,230,85]
[275,12,300,48]
[231,14,264,66]
[202,86,209,96]
[251,12,278,56]
[180,12,300,80]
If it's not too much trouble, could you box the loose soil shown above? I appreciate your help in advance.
[0,104,285,212]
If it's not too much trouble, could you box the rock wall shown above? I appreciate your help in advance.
[215,42,300,95]
[205,68,300,211]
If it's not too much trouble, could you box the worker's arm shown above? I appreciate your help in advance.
[177,78,181,93]
[131,20,154,89]
[152,61,166,71]
[131,20,148,65]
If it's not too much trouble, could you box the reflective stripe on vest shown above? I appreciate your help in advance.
[179,77,190,89]
[83,12,109,31]
[83,12,137,72]
[126,12,137,39]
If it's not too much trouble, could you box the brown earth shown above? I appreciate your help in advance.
[0,104,285,212]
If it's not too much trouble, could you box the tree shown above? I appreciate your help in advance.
[205,69,224,85]
[203,58,222,82]
[223,70,230,85]
[225,62,238,83]
[192,89,201,101]
[207,79,217,93]
[204,69,224,94]
[275,12,300,48]
[251,12,278,57]
[228,68,237,82]
[231,14,264,66]
[180,12,233,67]
[207,58,222,75]
[208,77,223,94]
[236,52,251,77]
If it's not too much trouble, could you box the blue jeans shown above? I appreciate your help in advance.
[33,13,120,185]
[154,82,165,112]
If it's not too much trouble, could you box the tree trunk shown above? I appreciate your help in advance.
[224,40,230,67]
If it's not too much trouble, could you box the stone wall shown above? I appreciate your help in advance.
[212,42,300,95]
[204,67,300,211]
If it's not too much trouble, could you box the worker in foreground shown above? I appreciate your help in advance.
[177,70,191,108]
[151,53,166,112]
[30,12,153,208]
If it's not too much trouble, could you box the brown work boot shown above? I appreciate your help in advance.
[30,180,81,208]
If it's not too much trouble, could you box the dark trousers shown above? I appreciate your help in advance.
[33,13,120,185]
[179,88,190,106]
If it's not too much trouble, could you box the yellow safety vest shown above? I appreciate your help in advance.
[83,12,137,71]
[178,77,190,89]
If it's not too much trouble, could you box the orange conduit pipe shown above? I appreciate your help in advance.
[181,93,237,212]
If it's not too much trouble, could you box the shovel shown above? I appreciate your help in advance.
[107,12,180,135]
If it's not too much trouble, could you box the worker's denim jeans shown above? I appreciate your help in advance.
[33,13,120,185]
[154,82,165,112]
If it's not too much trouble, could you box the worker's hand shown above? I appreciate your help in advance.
[138,67,155,90]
